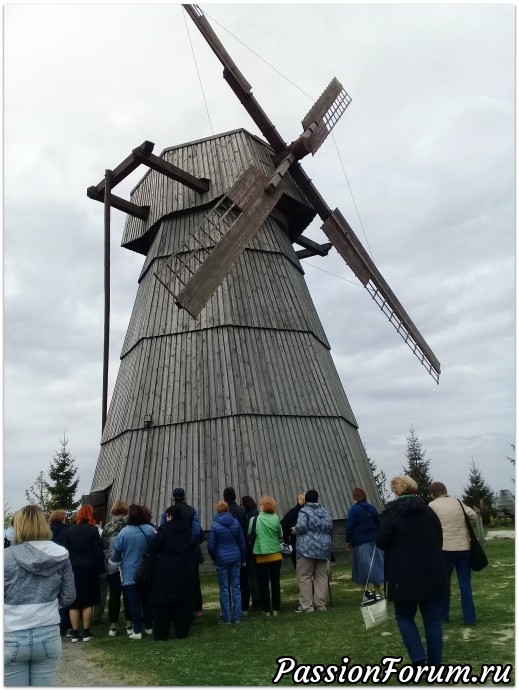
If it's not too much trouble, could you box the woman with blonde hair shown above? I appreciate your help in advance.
[4,505,76,685]
[250,496,283,616]
[63,504,105,642]
[376,475,448,667]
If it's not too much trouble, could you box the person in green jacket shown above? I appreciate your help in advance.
[248,496,282,616]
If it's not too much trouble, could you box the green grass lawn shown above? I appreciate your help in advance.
[85,538,514,685]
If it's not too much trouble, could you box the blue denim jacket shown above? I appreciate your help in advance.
[112,524,155,584]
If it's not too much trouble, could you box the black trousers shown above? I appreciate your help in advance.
[107,572,130,624]
[195,565,203,611]
[256,560,282,612]
[152,602,194,640]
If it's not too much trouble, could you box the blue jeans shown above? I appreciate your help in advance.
[4,624,62,686]
[440,550,476,625]
[215,564,241,622]
[124,584,152,634]
[394,599,443,665]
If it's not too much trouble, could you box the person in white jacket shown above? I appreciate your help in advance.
[429,482,478,626]
[4,505,76,686]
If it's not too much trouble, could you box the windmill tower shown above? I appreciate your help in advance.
[87,6,440,525]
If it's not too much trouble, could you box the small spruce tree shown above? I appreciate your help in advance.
[25,470,52,513]
[367,454,391,505]
[462,459,494,524]
[46,433,80,511]
[402,425,433,502]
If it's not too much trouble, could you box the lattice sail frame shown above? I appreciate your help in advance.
[302,77,352,154]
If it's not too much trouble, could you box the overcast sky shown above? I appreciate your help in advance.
[4,3,515,514]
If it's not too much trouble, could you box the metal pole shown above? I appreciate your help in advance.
[102,170,113,431]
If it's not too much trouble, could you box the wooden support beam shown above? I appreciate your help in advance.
[87,187,150,220]
[133,150,210,194]
[92,141,155,196]
[294,235,332,257]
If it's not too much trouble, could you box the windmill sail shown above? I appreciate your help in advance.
[301,77,352,155]
[155,166,283,318]
[322,209,441,381]
[182,3,440,382]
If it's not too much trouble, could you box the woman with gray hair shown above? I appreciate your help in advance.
[376,475,448,667]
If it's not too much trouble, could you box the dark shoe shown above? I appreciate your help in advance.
[82,630,94,642]
[71,631,81,643]
[362,590,376,605]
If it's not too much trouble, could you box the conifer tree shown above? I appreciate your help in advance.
[25,470,52,513]
[46,433,80,511]
[367,454,390,505]
[402,425,433,502]
[462,459,494,523]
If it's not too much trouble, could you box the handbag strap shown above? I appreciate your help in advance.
[136,525,151,546]
[457,500,477,541]
[361,547,377,604]
[250,515,258,540]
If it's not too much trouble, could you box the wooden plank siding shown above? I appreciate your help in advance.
[91,129,382,526]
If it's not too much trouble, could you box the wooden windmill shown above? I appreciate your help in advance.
[87,5,440,525]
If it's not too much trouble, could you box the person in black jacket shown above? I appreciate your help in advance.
[376,475,448,667]
[160,487,204,616]
[281,492,305,569]
[149,505,197,640]
[63,504,105,642]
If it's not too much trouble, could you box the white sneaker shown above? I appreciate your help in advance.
[108,628,117,637]
[128,632,142,640]
[272,610,279,616]
[144,628,153,635]
[126,627,134,635]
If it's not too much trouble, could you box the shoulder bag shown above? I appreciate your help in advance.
[458,500,488,571]
[134,526,155,588]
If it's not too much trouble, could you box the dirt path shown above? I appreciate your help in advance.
[55,639,141,687]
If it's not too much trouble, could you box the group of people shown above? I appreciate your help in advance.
[346,475,480,669]
[4,474,480,684]
[208,488,335,622]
